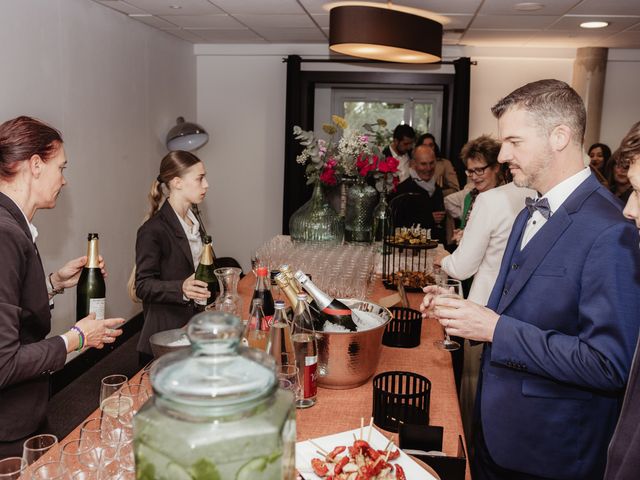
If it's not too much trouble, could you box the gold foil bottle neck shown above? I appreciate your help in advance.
[86,233,100,268]
[200,243,214,266]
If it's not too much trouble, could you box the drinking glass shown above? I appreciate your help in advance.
[277,364,300,401]
[99,375,128,409]
[433,279,462,352]
[0,457,26,479]
[30,461,67,480]
[119,384,149,413]
[79,419,118,468]
[22,434,58,466]
[60,439,99,475]
[99,396,133,432]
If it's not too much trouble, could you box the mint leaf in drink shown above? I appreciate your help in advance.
[189,459,221,480]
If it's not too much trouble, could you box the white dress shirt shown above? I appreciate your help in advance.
[389,145,411,183]
[174,208,203,268]
[520,167,591,249]
[409,168,437,196]
[441,182,535,304]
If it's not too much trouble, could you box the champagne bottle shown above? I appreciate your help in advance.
[294,271,358,332]
[291,293,318,408]
[195,235,218,307]
[76,233,106,321]
[276,271,324,329]
[275,272,300,310]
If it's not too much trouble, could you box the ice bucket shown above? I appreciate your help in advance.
[314,299,392,389]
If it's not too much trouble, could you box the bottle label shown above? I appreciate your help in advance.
[303,355,318,398]
[89,298,106,320]
[262,315,274,331]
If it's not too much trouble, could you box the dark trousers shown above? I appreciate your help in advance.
[472,422,552,480]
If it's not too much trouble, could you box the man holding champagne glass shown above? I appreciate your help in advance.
[421,80,640,480]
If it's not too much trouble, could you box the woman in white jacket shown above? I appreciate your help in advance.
[435,135,534,450]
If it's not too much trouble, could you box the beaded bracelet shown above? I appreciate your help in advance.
[70,326,85,351]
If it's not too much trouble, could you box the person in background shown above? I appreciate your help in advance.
[604,120,640,480]
[435,134,535,451]
[421,80,640,480]
[444,135,506,241]
[607,150,633,203]
[417,133,461,196]
[588,142,611,177]
[134,151,210,365]
[0,116,123,459]
[391,145,446,243]
[382,124,415,182]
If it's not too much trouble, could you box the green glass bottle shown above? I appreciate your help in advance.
[195,235,218,306]
[76,233,106,321]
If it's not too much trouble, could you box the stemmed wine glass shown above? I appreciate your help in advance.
[433,278,462,351]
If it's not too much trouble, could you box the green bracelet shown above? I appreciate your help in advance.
[70,326,85,351]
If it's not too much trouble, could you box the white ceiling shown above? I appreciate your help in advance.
[94,0,640,49]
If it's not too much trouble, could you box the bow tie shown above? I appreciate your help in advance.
[525,197,551,219]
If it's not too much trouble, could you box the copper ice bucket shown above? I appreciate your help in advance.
[315,299,392,390]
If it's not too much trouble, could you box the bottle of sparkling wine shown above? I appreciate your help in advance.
[76,233,106,321]
[294,271,358,331]
[291,293,318,408]
[194,235,218,307]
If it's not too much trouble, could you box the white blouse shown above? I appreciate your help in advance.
[174,207,203,269]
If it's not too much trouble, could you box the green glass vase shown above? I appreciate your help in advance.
[345,178,378,244]
[289,181,344,244]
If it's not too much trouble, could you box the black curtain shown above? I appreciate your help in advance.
[450,57,471,188]
[282,55,306,234]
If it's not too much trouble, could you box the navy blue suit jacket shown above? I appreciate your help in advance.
[479,174,640,479]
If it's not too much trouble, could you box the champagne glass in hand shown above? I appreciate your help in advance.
[433,279,462,351]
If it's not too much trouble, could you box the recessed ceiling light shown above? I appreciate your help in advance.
[514,2,545,12]
[580,21,609,29]
[169,5,182,9]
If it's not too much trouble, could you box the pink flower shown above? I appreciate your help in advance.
[357,154,378,177]
[326,158,337,169]
[378,156,399,173]
[320,166,337,186]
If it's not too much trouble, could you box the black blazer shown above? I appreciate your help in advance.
[0,192,66,441]
[135,201,199,355]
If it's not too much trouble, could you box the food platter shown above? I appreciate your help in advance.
[296,426,438,479]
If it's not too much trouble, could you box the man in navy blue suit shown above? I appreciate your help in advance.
[422,80,640,479]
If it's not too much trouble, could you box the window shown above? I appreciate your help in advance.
[331,88,444,145]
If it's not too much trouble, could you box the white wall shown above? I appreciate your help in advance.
[601,49,640,150]
[0,0,196,338]
[196,54,288,272]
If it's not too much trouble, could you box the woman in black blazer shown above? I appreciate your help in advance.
[0,116,123,458]
[134,151,210,363]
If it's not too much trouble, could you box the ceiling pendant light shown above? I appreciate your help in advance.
[326,1,445,64]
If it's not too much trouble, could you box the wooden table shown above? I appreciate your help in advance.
[30,273,470,479]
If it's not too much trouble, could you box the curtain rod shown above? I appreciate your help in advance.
[281,57,476,66]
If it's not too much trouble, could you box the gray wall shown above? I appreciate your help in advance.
[0,0,197,342]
